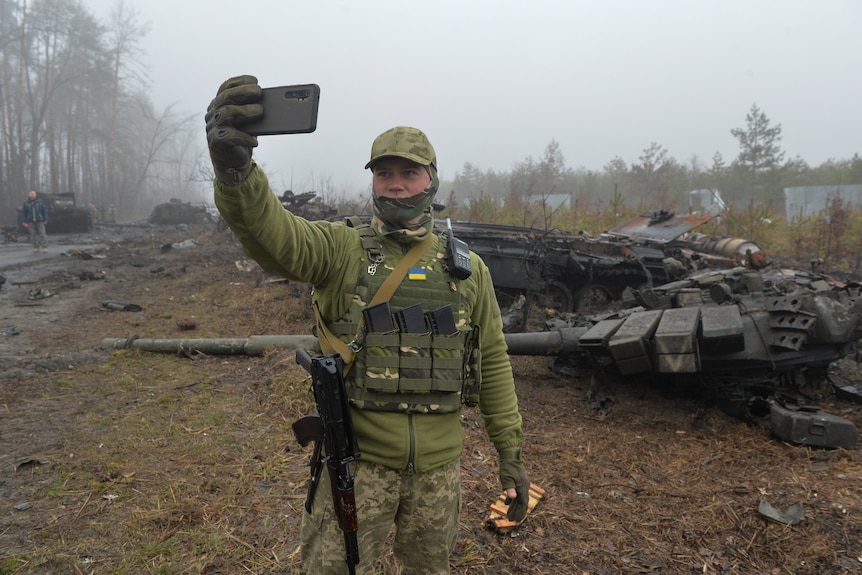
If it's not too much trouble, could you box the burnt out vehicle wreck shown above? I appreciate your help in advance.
[280,190,337,220]
[449,211,861,449]
[447,210,766,316]
[149,199,214,226]
[504,264,862,449]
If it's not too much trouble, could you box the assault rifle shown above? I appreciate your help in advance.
[292,349,361,574]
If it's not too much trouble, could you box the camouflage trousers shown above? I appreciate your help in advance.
[300,458,461,575]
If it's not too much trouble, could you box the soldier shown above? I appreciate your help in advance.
[207,75,530,575]
[21,190,49,253]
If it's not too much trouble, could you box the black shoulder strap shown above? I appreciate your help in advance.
[345,215,383,263]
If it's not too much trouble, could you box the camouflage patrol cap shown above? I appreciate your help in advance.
[365,126,437,170]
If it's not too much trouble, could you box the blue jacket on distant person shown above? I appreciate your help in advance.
[21,197,48,224]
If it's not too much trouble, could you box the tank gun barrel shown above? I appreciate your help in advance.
[102,335,320,356]
[505,327,588,356]
[106,330,591,358]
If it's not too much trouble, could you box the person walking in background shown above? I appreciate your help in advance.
[21,190,49,253]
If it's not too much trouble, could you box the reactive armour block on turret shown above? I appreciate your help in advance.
[609,310,663,359]
[578,318,625,353]
[608,310,663,374]
[654,306,701,373]
[654,307,700,354]
[699,304,745,353]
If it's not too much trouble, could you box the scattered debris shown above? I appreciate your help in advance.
[78,270,104,281]
[2,327,21,336]
[501,294,527,332]
[758,500,805,525]
[235,259,256,272]
[254,277,289,287]
[28,288,53,300]
[769,398,858,449]
[160,239,197,253]
[14,457,49,470]
[485,483,546,534]
[835,383,862,404]
[66,249,95,260]
[100,301,143,312]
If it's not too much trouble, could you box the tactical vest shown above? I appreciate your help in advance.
[323,219,480,414]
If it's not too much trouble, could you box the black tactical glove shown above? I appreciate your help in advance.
[498,447,530,522]
[205,75,263,184]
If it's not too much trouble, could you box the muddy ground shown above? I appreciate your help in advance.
[1,223,862,574]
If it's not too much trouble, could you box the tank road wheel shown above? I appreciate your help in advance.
[542,281,574,313]
[573,285,614,312]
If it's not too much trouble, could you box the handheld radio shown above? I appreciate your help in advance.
[446,218,472,280]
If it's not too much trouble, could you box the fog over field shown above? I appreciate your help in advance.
[80,0,862,193]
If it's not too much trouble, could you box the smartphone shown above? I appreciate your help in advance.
[243,84,320,136]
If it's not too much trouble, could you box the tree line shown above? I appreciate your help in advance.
[439,103,862,230]
[431,104,862,275]
[0,0,199,227]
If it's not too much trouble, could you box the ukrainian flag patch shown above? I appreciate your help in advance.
[408,268,427,280]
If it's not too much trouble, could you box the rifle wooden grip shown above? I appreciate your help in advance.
[338,488,358,532]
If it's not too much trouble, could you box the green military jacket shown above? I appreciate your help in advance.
[214,165,523,473]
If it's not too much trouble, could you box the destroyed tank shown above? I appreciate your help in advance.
[503,264,862,449]
[149,199,214,225]
[280,190,337,220]
[447,210,766,314]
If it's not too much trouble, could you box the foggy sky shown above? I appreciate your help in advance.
[85,0,862,197]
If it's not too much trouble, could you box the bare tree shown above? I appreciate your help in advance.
[105,0,150,212]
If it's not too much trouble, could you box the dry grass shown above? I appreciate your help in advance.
[1,228,862,574]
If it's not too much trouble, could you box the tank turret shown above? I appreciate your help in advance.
[508,266,861,368]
